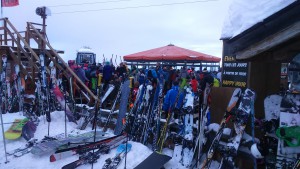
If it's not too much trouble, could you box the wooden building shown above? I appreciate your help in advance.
[221,1,300,118]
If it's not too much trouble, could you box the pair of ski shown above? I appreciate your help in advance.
[170,86,196,168]
[59,134,129,169]
[6,139,38,157]
[1,55,8,113]
[7,133,68,157]
[102,143,132,169]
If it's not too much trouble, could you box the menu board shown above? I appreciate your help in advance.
[222,56,248,88]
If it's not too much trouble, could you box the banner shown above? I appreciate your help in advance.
[1,0,19,7]
[222,56,248,88]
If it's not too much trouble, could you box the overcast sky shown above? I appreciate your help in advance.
[1,0,232,63]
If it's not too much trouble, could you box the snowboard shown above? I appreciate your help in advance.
[114,79,130,135]
[31,131,106,155]
[4,118,29,140]
[134,151,172,169]
[199,88,242,169]
[221,88,255,167]
[276,93,300,168]
[288,53,300,92]
[22,120,37,141]
[52,85,77,124]
[264,94,283,121]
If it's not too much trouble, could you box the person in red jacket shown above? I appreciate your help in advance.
[132,81,140,102]
[190,76,198,93]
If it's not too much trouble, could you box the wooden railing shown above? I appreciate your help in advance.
[26,22,99,103]
[0,18,99,103]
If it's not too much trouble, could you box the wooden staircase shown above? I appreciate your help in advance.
[0,18,99,104]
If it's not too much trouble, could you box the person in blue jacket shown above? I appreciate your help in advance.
[162,80,180,112]
[103,61,113,91]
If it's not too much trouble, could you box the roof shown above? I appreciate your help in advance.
[77,47,94,53]
[221,0,296,39]
[123,44,221,62]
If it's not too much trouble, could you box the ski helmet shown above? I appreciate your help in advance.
[251,143,263,159]
[49,61,54,67]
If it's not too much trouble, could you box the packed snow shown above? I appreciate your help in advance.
[221,0,296,39]
[0,111,221,169]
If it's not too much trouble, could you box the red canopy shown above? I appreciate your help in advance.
[123,44,221,62]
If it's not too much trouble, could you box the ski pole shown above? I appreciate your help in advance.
[0,55,8,163]
[0,108,9,163]
[64,92,67,138]
[124,76,133,169]
[251,99,257,169]
[91,73,103,169]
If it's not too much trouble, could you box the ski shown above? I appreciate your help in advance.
[60,137,128,169]
[51,133,126,162]
[6,139,38,157]
[102,79,125,132]
[1,54,8,113]
[102,143,132,169]
[31,131,106,156]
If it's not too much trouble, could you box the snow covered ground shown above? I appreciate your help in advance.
[0,111,220,169]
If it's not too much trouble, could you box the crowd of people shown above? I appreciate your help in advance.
[66,60,221,107]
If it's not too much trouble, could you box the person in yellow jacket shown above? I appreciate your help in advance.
[213,77,220,87]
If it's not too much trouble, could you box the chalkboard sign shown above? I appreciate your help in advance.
[222,56,248,88]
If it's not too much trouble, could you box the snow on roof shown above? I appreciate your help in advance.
[221,0,296,39]
[77,47,95,53]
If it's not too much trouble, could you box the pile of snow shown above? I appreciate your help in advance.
[221,0,296,39]
[0,111,200,169]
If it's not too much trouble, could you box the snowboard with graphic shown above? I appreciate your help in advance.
[4,118,29,140]
[275,93,300,168]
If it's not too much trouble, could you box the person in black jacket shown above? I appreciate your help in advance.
[200,68,214,91]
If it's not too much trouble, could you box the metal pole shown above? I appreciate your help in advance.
[64,93,67,138]
[0,104,9,163]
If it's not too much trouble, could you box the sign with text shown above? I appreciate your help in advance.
[222,56,248,88]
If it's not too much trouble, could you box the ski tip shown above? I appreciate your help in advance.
[50,154,56,162]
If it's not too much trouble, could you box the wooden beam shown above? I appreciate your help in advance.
[236,21,300,60]
[5,27,40,71]
[8,47,31,79]
[28,22,99,102]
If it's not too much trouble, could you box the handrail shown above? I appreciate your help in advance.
[27,22,99,102]
[5,18,41,64]
[3,23,40,72]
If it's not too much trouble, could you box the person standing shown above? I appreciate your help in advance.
[190,76,198,93]
[103,61,113,91]
[179,66,188,89]
[162,81,180,113]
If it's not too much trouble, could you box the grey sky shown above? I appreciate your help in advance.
[2,0,232,63]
